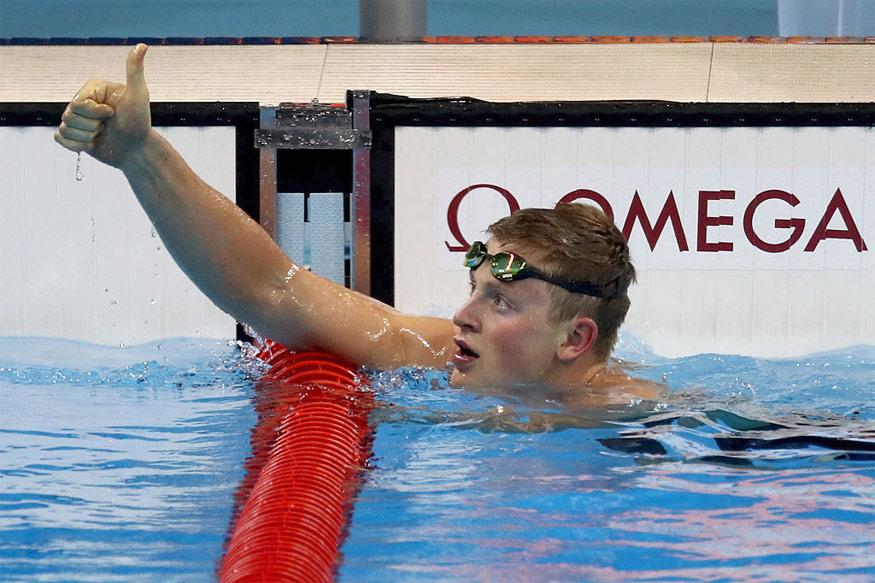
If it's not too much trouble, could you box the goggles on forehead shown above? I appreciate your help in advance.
[463,240,623,299]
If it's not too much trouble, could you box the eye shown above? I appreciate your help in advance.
[467,280,476,296]
[493,294,511,309]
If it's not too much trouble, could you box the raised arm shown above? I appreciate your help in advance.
[55,44,454,369]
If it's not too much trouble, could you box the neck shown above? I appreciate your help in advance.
[538,354,609,397]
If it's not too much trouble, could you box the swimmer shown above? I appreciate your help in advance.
[55,44,660,407]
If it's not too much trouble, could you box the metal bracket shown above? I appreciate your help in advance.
[255,104,371,150]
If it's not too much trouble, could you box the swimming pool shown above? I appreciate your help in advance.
[1,336,873,581]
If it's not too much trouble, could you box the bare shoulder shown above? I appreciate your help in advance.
[586,364,665,404]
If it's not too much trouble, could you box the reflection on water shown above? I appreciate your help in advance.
[602,408,875,466]
[602,465,875,581]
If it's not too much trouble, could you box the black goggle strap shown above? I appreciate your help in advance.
[531,268,626,298]
[551,274,610,297]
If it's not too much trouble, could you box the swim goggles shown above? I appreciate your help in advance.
[463,240,622,298]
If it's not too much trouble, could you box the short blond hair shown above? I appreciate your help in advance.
[487,203,635,360]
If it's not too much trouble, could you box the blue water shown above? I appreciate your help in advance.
[1,337,873,581]
[0,338,259,582]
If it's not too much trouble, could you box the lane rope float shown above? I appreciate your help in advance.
[220,340,375,582]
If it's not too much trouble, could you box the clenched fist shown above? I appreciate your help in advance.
[54,44,152,169]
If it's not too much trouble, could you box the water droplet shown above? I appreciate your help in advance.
[75,152,85,181]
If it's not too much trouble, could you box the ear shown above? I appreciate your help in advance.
[556,316,598,362]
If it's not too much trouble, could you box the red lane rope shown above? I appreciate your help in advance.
[220,341,375,583]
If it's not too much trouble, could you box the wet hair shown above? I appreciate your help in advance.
[487,203,636,360]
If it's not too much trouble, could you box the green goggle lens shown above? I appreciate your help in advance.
[463,242,525,279]
[463,243,484,268]
[489,253,524,280]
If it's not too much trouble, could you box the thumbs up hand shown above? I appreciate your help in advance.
[55,44,152,169]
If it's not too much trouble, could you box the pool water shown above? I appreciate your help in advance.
[1,336,873,581]
[0,338,257,582]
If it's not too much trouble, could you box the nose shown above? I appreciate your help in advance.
[452,295,480,332]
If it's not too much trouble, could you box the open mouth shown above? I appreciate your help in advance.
[459,345,478,358]
[452,338,479,367]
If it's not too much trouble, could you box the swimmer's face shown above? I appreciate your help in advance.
[450,239,567,389]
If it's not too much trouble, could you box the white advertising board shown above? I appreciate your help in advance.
[394,126,873,358]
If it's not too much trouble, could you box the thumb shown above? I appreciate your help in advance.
[125,43,149,95]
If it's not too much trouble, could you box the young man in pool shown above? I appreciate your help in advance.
[55,44,658,407]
